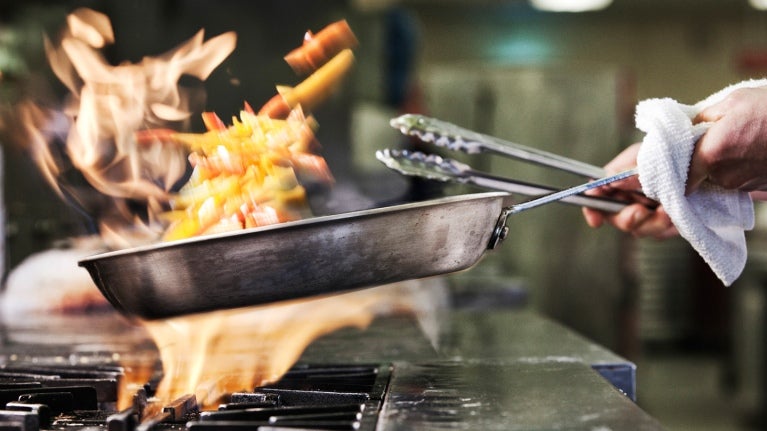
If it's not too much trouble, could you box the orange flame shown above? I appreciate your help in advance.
[136,283,424,409]
[14,11,428,414]
[20,7,236,248]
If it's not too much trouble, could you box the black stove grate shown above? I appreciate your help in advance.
[0,363,390,431]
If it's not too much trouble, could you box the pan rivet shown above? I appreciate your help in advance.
[499,226,509,240]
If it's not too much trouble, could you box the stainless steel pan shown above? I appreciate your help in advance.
[79,115,645,320]
[79,189,623,320]
[79,192,515,319]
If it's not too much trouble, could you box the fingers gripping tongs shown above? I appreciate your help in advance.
[377,114,646,215]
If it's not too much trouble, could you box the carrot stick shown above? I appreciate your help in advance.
[284,20,358,76]
[259,49,355,118]
[201,111,226,131]
[134,128,179,145]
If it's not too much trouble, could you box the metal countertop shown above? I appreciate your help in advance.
[301,306,663,430]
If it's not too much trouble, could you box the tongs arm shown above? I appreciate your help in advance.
[376,149,630,213]
[390,114,606,178]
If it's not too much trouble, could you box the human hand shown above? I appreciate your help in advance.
[689,86,767,193]
[583,86,767,238]
[581,143,678,239]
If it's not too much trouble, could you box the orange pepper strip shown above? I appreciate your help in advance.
[134,128,179,145]
[201,112,227,131]
[258,94,292,119]
[284,20,358,76]
[258,49,355,119]
[243,101,255,115]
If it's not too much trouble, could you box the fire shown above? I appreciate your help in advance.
[136,283,424,409]
[17,7,236,248]
[10,8,431,414]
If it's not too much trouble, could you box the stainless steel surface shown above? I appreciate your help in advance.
[301,307,661,430]
[390,114,606,178]
[380,361,660,431]
[78,192,512,320]
[0,303,663,430]
[376,148,629,213]
[304,308,638,400]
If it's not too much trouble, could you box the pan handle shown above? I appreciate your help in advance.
[486,175,657,250]
[487,191,619,250]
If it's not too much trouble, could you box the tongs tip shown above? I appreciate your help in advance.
[376,148,465,183]
[389,113,423,133]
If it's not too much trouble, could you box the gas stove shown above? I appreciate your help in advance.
[0,361,387,430]
[0,284,665,431]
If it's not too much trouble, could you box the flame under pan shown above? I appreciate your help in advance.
[78,192,512,320]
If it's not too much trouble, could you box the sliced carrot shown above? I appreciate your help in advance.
[259,49,355,118]
[201,111,226,131]
[284,20,358,75]
[258,94,292,119]
[282,49,355,112]
[243,101,255,114]
[291,153,334,184]
[134,128,178,145]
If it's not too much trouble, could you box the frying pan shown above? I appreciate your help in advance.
[79,180,633,320]
[79,115,645,320]
[80,192,514,319]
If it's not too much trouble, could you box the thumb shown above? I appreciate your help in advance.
[693,103,725,125]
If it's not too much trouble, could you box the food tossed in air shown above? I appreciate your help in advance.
[258,19,357,119]
[283,19,358,75]
[150,20,357,241]
[161,105,332,241]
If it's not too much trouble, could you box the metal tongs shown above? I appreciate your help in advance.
[378,114,646,214]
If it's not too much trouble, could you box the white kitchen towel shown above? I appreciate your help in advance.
[635,79,767,286]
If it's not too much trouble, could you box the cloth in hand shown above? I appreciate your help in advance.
[635,79,767,286]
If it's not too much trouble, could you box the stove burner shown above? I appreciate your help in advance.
[0,363,391,431]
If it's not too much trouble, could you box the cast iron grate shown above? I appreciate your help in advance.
[0,363,391,431]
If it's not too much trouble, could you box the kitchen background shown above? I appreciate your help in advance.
[0,0,765,429]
